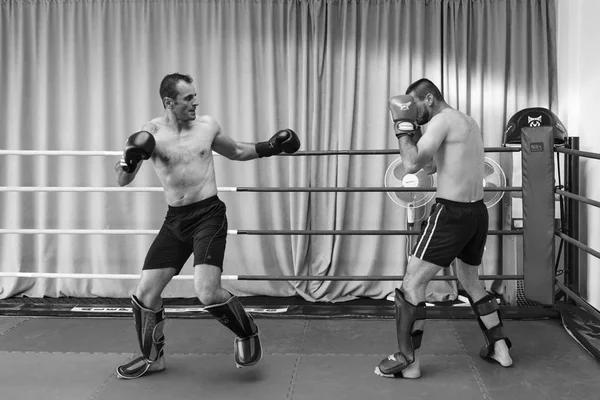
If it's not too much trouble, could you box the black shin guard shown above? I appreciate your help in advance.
[469,294,512,360]
[205,295,262,367]
[116,295,166,379]
[131,295,166,362]
[396,288,427,357]
[377,288,426,377]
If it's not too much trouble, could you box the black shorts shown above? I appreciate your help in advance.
[143,195,228,274]
[412,198,488,268]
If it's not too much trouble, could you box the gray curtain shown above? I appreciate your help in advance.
[0,0,557,302]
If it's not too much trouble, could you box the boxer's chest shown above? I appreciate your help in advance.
[155,129,213,166]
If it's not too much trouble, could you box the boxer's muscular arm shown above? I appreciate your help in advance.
[406,126,436,174]
[115,160,142,186]
[211,117,301,160]
[398,116,447,173]
[206,116,258,161]
[422,159,437,175]
[212,131,260,161]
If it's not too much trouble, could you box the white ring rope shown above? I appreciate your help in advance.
[0,150,121,156]
[0,150,220,156]
[0,229,240,235]
[0,272,233,280]
[0,187,238,192]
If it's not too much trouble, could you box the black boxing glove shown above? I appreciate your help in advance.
[255,129,301,158]
[120,131,156,173]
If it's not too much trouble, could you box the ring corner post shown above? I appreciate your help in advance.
[521,126,555,306]
[564,137,580,296]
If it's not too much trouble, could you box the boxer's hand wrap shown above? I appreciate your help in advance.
[255,129,301,158]
[389,95,418,139]
[121,130,156,173]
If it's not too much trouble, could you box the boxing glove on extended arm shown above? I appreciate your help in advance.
[120,131,156,173]
[389,95,418,139]
[255,129,301,158]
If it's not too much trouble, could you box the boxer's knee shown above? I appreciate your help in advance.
[195,281,222,305]
[197,290,220,306]
[135,285,163,311]
[194,263,228,305]
[135,269,174,310]
[401,258,442,303]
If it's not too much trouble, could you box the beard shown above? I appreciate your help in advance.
[417,108,431,125]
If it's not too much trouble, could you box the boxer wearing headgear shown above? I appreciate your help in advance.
[114,73,300,379]
[376,79,512,379]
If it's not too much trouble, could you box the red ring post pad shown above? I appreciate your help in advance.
[521,126,555,306]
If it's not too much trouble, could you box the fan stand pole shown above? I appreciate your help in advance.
[407,203,416,257]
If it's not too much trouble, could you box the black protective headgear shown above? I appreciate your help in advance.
[503,107,568,146]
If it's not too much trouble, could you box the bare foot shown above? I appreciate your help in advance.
[490,340,513,367]
[374,351,421,379]
[148,355,166,372]
[399,356,421,378]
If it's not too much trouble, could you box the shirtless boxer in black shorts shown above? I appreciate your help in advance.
[375,79,513,378]
[114,73,300,379]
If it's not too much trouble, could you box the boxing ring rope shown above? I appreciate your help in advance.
[0,272,522,281]
[554,232,600,261]
[0,229,517,236]
[555,146,600,160]
[0,146,521,283]
[0,147,520,157]
[553,139,600,325]
[2,137,598,349]
[555,189,600,208]
[0,186,520,193]
[0,150,123,156]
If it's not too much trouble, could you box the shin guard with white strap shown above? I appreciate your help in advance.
[469,294,512,361]
[376,288,426,377]
[116,295,166,379]
[205,295,262,367]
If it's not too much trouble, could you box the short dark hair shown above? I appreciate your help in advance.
[405,78,444,101]
[159,73,193,103]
